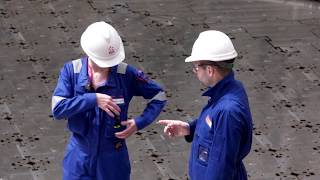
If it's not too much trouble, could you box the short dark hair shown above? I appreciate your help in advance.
[201,59,235,70]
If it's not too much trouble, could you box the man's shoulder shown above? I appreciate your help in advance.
[59,58,83,75]
[123,63,140,73]
[116,62,136,74]
[214,95,242,113]
[57,59,81,75]
[117,63,146,77]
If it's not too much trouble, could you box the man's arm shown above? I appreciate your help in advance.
[51,63,96,119]
[131,68,167,130]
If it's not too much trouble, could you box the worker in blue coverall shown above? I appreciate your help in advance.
[158,30,253,180]
[51,21,166,180]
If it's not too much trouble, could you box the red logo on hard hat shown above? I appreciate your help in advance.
[108,46,115,55]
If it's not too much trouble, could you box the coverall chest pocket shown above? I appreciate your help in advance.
[189,131,213,180]
[196,131,213,167]
[195,117,214,166]
[104,89,128,138]
[196,117,225,165]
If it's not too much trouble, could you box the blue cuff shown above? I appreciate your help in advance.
[134,116,146,130]
[185,120,196,143]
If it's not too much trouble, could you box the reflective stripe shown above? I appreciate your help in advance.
[113,98,125,105]
[148,91,166,102]
[72,59,82,73]
[117,62,127,74]
[52,96,67,111]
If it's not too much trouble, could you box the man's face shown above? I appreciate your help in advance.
[192,61,212,87]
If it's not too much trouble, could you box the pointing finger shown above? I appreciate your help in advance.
[157,120,173,126]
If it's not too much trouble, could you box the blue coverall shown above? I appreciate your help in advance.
[51,57,166,180]
[185,71,253,180]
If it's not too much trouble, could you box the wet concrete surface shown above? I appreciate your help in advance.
[0,0,320,179]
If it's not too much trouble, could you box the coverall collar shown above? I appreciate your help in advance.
[202,71,235,100]
[78,57,89,87]
[78,56,117,88]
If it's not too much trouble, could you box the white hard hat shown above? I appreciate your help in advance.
[185,30,237,62]
[80,21,125,68]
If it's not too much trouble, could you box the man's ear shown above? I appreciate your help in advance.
[207,65,215,77]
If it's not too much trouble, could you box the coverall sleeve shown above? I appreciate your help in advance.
[131,69,166,130]
[185,119,197,142]
[51,63,97,119]
[206,108,244,179]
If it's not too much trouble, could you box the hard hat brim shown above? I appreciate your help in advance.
[185,51,238,63]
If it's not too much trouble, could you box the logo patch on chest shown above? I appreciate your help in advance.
[205,115,212,128]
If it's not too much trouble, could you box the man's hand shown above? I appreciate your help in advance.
[96,93,121,118]
[115,119,137,139]
[157,120,190,138]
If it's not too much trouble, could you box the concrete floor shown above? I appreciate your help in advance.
[0,0,320,179]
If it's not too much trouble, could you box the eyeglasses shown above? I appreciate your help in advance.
[192,63,213,73]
